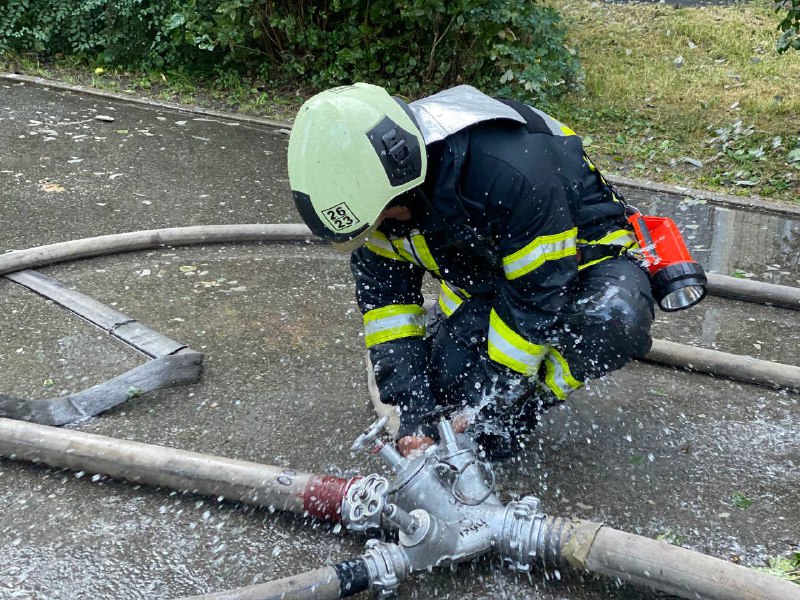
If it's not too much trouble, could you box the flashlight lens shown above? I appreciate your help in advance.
[660,285,706,311]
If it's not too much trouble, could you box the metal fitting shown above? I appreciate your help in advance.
[382,503,419,537]
[496,496,574,572]
[350,415,407,472]
[351,417,557,586]
[342,473,390,532]
[362,540,411,599]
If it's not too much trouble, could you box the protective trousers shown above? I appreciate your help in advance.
[427,257,655,428]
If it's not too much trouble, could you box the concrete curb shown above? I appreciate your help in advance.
[3,72,799,219]
[607,174,800,219]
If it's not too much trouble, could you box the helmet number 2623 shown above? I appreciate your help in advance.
[323,203,359,231]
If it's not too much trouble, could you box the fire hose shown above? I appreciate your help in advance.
[0,416,796,600]
[1,225,799,399]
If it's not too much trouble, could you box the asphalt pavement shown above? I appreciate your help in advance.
[0,80,798,600]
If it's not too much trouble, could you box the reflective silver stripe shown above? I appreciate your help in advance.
[388,230,441,275]
[438,281,464,317]
[502,228,578,280]
[391,236,419,265]
[529,106,576,137]
[543,350,583,400]
[487,310,548,376]
[365,231,403,261]
[409,232,440,274]
[364,305,426,348]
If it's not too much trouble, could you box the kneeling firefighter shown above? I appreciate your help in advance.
[288,83,706,461]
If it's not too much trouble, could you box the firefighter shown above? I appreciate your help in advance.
[288,83,654,460]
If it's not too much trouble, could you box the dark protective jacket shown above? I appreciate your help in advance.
[351,93,637,438]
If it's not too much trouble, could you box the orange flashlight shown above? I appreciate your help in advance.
[628,212,707,311]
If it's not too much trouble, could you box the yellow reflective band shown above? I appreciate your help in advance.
[364,304,426,348]
[578,256,613,272]
[543,349,583,400]
[439,281,469,317]
[409,232,440,275]
[365,231,404,261]
[502,228,578,280]
[577,230,638,271]
[391,238,417,264]
[390,230,441,275]
[487,309,548,376]
[590,229,637,247]
[560,124,577,136]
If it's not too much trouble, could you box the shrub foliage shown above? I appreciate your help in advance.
[776,0,800,53]
[0,0,581,101]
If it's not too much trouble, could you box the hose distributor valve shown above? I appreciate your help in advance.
[342,473,390,532]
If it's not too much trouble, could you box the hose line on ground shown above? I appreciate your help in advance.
[2,418,798,600]
[3,225,798,394]
[557,520,800,600]
[2,224,799,311]
[0,417,355,520]
[180,559,371,600]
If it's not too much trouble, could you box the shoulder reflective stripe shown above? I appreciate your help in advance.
[487,309,548,376]
[530,106,575,137]
[438,281,464,317]
[502,227,578,280]
[364,304,426,348]
[365,232,404,261]
[543,349,583,400]
[390,230,441,274]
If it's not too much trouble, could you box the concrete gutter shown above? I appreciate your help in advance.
[2,71,799,220]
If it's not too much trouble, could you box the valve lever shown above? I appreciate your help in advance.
[351,415,390,452]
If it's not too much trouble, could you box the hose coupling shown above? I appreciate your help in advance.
[498,495,549,572]
[362,540,410,599]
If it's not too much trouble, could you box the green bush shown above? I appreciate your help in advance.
[172,0,581,101]
[776,0,800,53]
[1,0,581,101]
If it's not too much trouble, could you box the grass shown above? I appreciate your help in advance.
[546,0,800,203]
[2,0,798,202]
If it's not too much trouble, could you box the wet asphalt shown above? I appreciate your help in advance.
[0,81,798,599]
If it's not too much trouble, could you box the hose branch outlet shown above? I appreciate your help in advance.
[381,502,420,537]
[362,540,411,599]
[497,497,576,572]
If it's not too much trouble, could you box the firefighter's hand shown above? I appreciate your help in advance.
[396,435,435,458]
[451,413,471,434]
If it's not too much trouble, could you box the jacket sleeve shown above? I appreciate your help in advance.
[350,234,438,438]
[486,174,582,399]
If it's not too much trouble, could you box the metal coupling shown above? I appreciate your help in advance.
[362,540,411,599]
[342,473,390,532]
[498,495,546,572]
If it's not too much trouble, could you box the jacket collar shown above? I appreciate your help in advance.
[409,85,526,144]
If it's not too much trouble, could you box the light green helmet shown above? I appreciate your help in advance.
[288,83,427,251]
